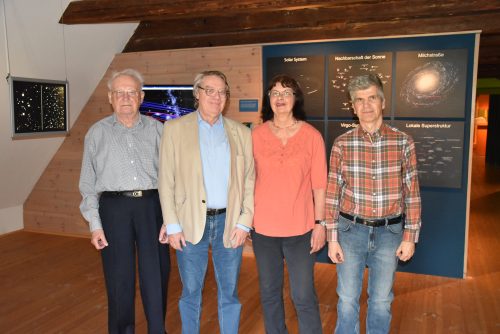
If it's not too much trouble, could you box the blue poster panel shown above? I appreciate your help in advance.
[327,120,358,142]
[307,120,326,139]
[326,120,359,158]
[394,49,468,118]
[328,52,393,117]
[266,55,325,118]
[263,32,477,278]
[392,120,465,188]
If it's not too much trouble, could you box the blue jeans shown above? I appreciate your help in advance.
[176,212,243,334]
[335,215,403,334]
[252,230,322,334]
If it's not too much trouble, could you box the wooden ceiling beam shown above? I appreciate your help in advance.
[60,0,500,78]
[60,0,499,24]
[123,11,500,52]
[59,0,339,24]
[129,7,500,40]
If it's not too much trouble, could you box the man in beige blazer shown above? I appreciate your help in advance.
[158,70,254,334]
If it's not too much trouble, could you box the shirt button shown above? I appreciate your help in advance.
[202,200,206,204]
[373,192,376,196]
[372,176,375,179]
[372,209,376,213]
[133,177,137,181]
[131,160,134,164]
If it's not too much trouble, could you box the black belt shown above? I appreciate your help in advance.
[101,189,158,198]
[207,208,226,216]
[340,212,402,227]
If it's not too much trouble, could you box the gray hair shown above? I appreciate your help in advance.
[193,70,230,108]
[107,69,144,90]
[347,74,385,101]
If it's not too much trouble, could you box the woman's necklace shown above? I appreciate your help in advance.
[272,118,298,129]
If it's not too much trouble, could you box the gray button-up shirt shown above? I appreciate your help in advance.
[79,113,163,231]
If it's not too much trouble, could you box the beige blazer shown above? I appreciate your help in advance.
[158,112,255,248]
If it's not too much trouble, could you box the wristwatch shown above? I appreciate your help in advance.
[315,219,327,227]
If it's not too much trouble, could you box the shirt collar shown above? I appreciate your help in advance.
[357,123,386,140]
[111,113,143,128]
[197,111,223,128]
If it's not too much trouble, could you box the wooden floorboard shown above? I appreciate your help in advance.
[0,155,499,333]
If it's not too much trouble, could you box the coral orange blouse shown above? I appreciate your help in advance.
[252,122,327,237]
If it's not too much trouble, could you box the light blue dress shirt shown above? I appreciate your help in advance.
[166,112,249,235]
[198,112,230,209]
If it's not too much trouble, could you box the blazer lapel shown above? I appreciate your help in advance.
[185,113,203,181]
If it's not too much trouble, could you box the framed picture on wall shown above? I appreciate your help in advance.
[9,76,68,138]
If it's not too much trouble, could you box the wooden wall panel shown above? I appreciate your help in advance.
[24,45,263,236]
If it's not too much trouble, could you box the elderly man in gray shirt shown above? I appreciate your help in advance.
[79,69,170,334]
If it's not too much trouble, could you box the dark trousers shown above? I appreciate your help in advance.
[99,192,170,334]
[252,230,323,334]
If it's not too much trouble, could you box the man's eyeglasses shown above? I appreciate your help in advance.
[268,90,295,98]
[199,86,228,98]
[111,90,140,99]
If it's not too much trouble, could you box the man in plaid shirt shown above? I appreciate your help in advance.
[326,74,421,334]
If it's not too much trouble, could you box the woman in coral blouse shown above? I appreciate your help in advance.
[252,74,327,334]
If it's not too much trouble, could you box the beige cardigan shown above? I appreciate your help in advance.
[158,112,255,247]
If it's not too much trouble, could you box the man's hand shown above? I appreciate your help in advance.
[158,224,169,244]
[230,228,249,248]
[396,241,415,261]
[310,224,326,254]
[328,241,344,263]
[168,232,187,251]
[91,229,108,250]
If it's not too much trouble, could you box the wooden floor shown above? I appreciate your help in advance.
[1,155,499,334]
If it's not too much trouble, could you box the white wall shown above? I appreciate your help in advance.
[0,0,137,233]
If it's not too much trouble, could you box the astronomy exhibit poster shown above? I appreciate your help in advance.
[266,55,325,118]
[392,120,464,189]
[328,52,393,118]
[395,49,468,118]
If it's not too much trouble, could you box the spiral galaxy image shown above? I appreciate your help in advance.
[400,61,459,108]
[395,49,467,118]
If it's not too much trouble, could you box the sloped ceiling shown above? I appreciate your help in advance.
[60,0,500,78]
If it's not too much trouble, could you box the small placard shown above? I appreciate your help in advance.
[239,99,259,112]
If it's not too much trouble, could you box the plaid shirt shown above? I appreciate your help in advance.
[325,123,421,243]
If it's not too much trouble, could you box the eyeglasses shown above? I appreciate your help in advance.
[199,86,228,98]
[111,90,140,99]
[268,90,295,98]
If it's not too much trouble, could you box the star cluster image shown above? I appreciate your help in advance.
[13,80,67,134]
[42,84,66,130]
